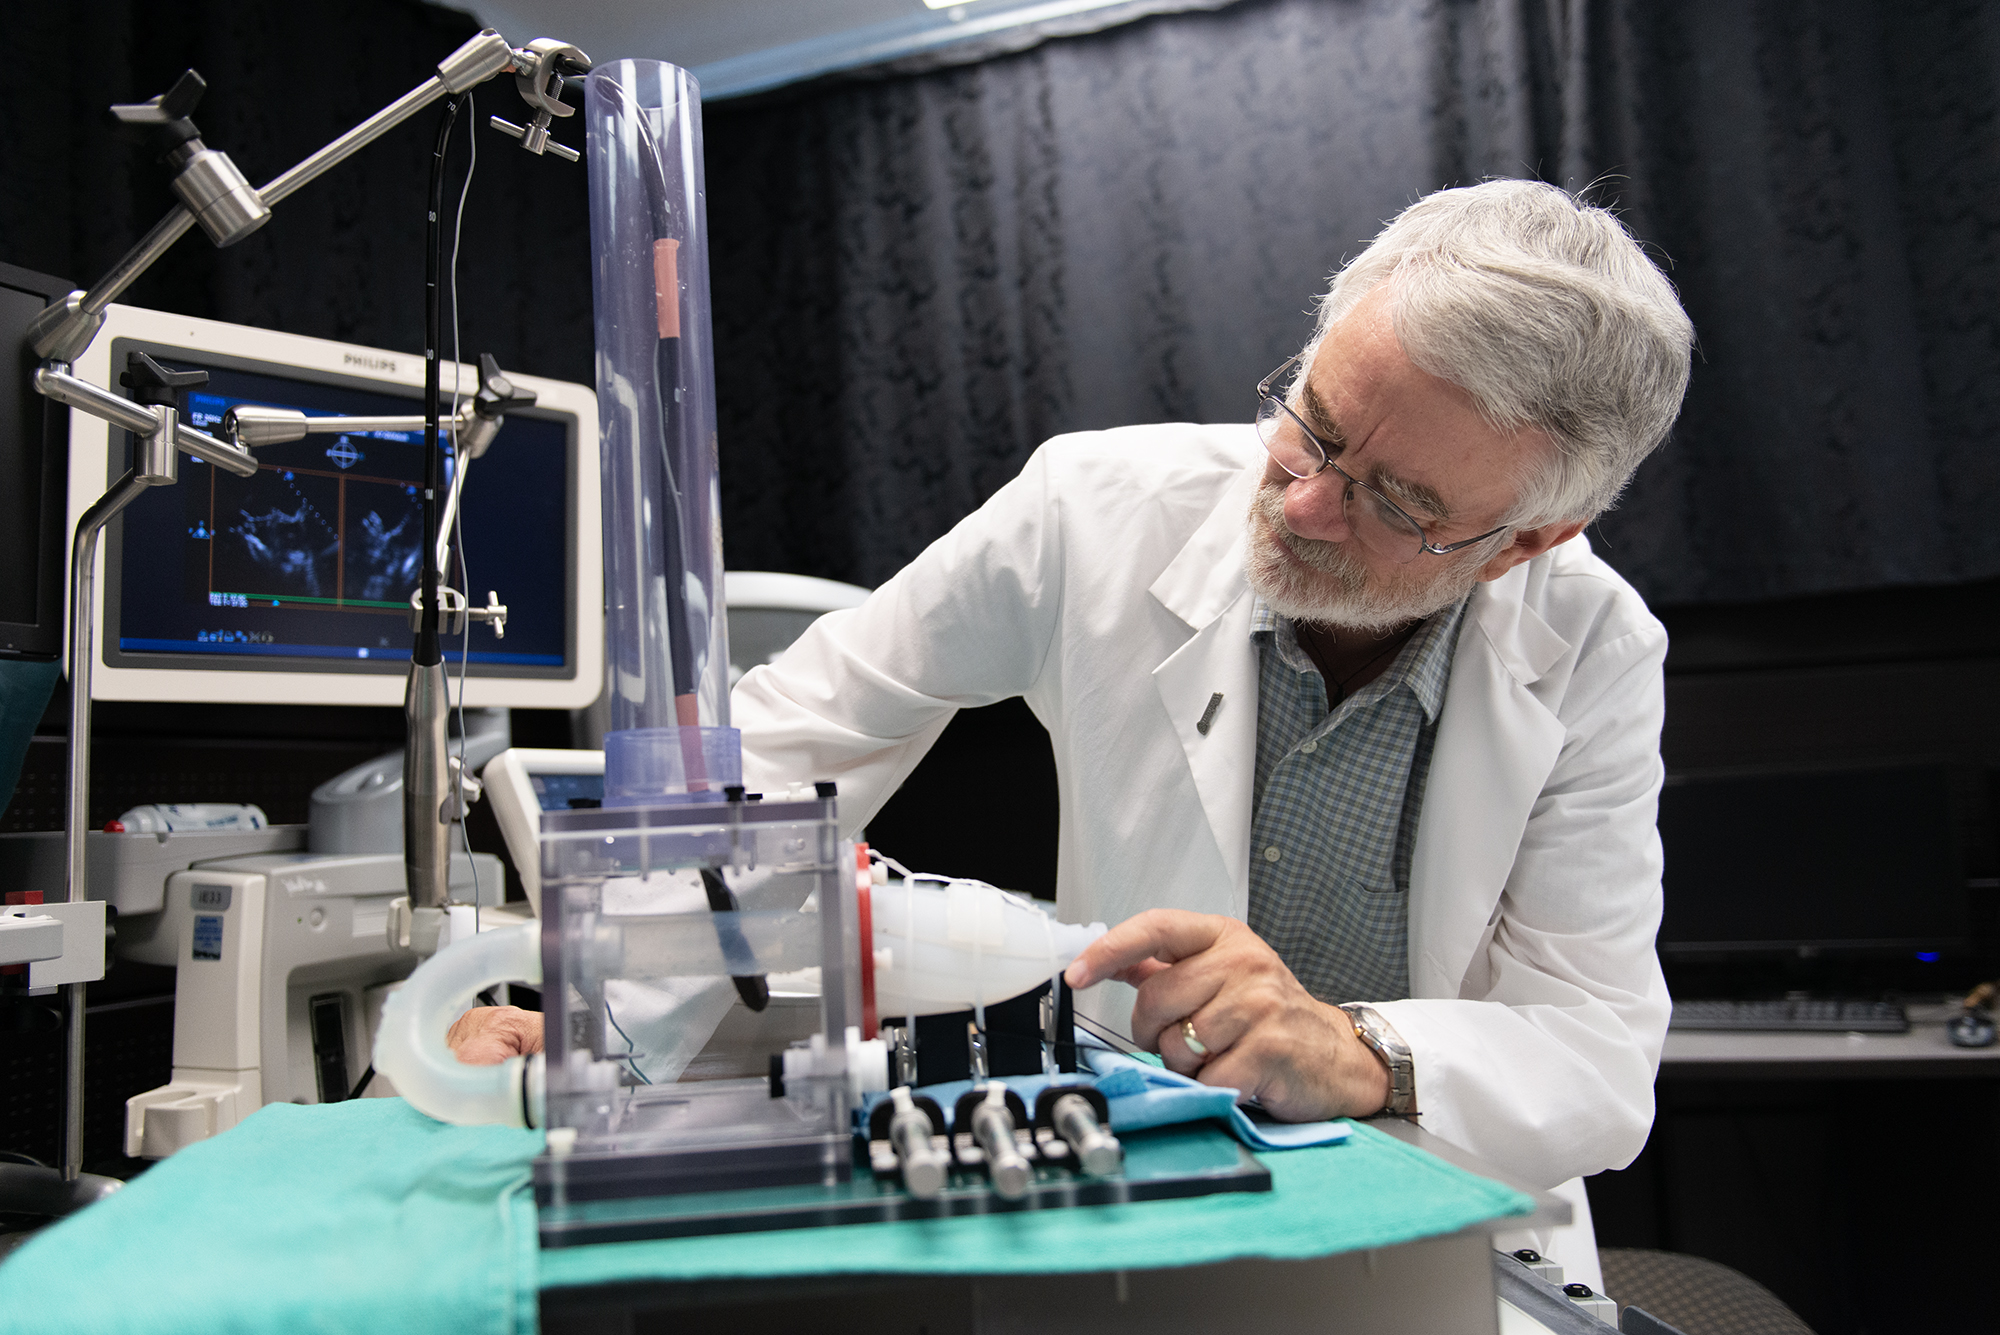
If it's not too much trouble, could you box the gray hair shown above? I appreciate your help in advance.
[1310,179,1694,527]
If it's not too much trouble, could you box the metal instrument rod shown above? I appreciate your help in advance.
[291,409,473,435]
[259,78,448,205]
[173,421,258,477]
[35,367,257,478]
[402,663,453,911]
[1052,1092,1122,1176]
[63,467,164,1181]
[34,366,154,436]
[436,444,474,571]
[970,1087,1031,1200]
[73,207,198,322]
[63,983,84,1180]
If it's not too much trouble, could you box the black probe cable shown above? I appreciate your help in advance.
[343,97,466,1110]
[416,95,466,669]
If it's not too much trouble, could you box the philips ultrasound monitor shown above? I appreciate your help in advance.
[64,304,601,708]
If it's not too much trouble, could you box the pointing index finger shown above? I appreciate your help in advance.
[1064,909,1230,989]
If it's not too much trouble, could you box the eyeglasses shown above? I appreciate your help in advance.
[1254,354,1510,565]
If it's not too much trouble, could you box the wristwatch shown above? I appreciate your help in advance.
[1338,1003,1418,1117]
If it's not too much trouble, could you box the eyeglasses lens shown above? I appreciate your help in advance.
[1343,483,1426,563]
[1254,397,1319,479]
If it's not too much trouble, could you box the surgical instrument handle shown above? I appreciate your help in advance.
[1051,1092,1123,1177]
[887,1088,950,1199]
[970,1085,1032,1200]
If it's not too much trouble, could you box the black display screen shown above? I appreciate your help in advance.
[529,771,604,812]
[1656,765,1970,957]
[106,348,574,678]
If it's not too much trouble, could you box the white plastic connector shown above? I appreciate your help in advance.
[565,1048,623,1092]
[846,1025,889,1101]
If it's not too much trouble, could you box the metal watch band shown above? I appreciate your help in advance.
[1339,1003,1418,1117]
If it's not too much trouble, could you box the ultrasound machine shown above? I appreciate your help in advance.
[1,300,600,1157]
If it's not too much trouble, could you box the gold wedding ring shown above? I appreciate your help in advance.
[1181,1018,1209,1058]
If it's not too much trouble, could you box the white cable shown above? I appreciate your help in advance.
[904,869,916,1047]
[447,93,482,927]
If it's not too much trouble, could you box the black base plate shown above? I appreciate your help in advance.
[536,1121,1269,1248]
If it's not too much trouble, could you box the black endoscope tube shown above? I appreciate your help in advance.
[416,96,464,669]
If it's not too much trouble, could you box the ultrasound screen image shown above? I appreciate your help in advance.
[108,350,573,677]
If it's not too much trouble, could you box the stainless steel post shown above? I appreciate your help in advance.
[401,659,454,937]
[60,406,176,1179]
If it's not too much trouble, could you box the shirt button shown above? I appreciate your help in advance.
[1263,845,1283,863]
[1299,739,1318,755]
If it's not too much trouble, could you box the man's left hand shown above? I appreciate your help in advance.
[1063,909,1391,1121]
[447,1005,545,1065]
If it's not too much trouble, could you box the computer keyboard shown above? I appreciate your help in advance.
[1669,998,1910,1033]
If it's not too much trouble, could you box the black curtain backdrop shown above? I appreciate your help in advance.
[7,0,1999,608]
[705,0,2000,604]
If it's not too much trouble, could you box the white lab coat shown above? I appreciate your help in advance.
[735,424,1671,1193]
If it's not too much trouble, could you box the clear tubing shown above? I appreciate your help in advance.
[373,922,544,1127]
[585,61,735,802]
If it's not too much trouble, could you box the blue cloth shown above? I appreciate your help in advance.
[1080,1045,1352,1150]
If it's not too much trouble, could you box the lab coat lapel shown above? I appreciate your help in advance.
[1148,465,1261,919]
[1408,564,1570,997]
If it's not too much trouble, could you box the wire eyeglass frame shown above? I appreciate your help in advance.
[1254,352,1510,564]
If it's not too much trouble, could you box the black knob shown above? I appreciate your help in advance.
[815,781,838,798]
[119,351,207,411]
[1512,1249,1543,1264]
[474,353,537,418]
[1563,1283,1594,1298]
[109,70,207,151]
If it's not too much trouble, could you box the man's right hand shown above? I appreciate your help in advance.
[446,1005,545,1065]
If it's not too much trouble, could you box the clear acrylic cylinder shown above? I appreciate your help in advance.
[585,60,734,803]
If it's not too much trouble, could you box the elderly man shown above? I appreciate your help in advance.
[733,179,1691,1193]
[456,180,1691,1269]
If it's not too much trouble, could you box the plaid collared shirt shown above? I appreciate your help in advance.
[1246,595,1467,1004]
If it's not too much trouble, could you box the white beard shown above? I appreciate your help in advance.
[1243,475,1484,633]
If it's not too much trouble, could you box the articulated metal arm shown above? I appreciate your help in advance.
[32,30,588,1177]
[26,29,589,365]
[35,366,257,477]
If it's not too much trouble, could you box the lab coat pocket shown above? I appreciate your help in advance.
[1259,877,1409,1003]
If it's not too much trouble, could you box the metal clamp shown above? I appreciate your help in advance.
[490,38,591,161]
[407,586,508,639]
